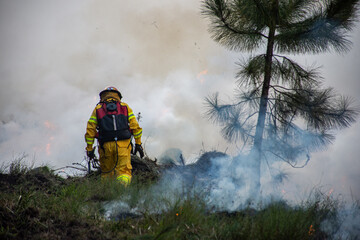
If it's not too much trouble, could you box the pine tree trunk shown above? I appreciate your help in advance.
[251,26,276,196]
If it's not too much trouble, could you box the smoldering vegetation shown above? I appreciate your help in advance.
[1,152,359,239]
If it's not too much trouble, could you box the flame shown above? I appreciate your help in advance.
[197,69,208,83]
[328,188,334,196]
[308,225,315,236]
[44,121,55,156]
[32,121,56,155]
[44,120,56,130]
[46,136,54,156]
[175,207,183,217]
[46,143,51,155]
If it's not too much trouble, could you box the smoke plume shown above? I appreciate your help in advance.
[0,0,359,202]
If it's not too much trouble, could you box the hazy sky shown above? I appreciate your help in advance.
[1,0,359,200]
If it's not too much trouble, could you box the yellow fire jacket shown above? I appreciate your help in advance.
[85,95,142,152]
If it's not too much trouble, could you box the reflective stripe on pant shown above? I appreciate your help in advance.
[98,140,132,183]
[117,174,131,186]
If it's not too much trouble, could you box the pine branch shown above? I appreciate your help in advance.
[275,0,360,54]
[272,54,322,87]
[266,149,310,168]
[236,54,266,86]
[270,86,359,130]
[221,109,254,142]
[202,0,267,51]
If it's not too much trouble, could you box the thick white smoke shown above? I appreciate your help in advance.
[0,0,359,203]
[0,0,237,168]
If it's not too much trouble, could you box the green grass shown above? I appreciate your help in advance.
[0,161,356,240]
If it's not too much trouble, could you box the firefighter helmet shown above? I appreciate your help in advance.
[99,86,122,99]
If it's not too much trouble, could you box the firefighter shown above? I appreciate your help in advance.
[85,86,143,185]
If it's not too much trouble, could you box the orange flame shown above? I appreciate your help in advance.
[197,69,208,83]
[44,121,55,155]
[308,225,315,236]
[46,136,54,156]
[44,121,56,130]
[46,143,51,155]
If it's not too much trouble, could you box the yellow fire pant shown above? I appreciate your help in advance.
[98,140,132,185]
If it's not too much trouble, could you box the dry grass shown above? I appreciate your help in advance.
[0,161,354,240]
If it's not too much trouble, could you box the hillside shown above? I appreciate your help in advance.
[0,153,355,239]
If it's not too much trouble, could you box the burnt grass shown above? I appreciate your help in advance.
[0,153,336,240]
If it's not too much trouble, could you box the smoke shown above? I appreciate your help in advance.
[0,0,360,204]
[101,151,360,238]
[157,148,185,166]
[0,0,237,168]
[331,204,360,239]
[141,151,285,212]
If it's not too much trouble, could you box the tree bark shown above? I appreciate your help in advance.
[251,25,276,196]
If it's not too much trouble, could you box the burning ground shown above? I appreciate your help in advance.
[1,152,359,240]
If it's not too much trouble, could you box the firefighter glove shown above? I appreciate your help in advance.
[87,149,95,159]
[134,144,144,158]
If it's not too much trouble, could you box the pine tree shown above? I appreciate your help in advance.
[202,0,359,194]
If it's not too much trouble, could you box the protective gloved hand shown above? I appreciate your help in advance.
[87,149,95,159]
[134,144,144,158]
